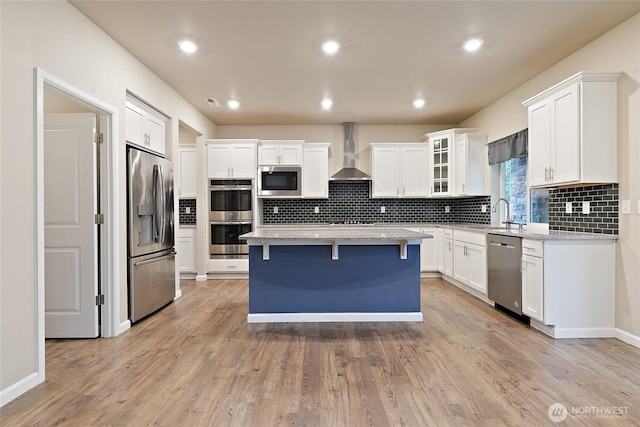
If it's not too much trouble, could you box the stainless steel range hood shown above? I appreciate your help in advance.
[329,122,371,181]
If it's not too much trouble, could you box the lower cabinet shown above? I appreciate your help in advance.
[521,239,544,321]
[442,229,454,278]
[177,227,196,274]
[409,227,438,272]
[208,259,249,274]
[452,230,487,294]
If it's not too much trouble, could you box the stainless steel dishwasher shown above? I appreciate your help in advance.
[487,233,524,315]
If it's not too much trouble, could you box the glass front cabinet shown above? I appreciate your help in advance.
[425,128,477,197]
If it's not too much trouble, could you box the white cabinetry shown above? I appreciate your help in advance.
[520,239,615,338]
[206,139,257,179]
[523,72,620,187]
[177,227,196,274]
[425,129,478,197]
[370,143,429,198]
[125,98,167,156]
[420,228,438,272]
[437,227,454,277]
[453,230,487,294]
[177,145,197,198]
[521,239,544,322]
[258,140,304,166]
[303,143,330,198]
[454,133,487,196]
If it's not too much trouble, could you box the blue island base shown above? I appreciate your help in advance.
[248,244,423,323]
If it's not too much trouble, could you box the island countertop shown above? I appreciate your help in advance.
[239,227,432,242]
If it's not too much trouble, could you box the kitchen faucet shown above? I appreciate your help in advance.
[492,198,515,229]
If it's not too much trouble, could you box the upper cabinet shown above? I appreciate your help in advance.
[454,133,488,196]
[424,128,478,197]
[258,140,304,166]
[303,143,330,199]
[177,145,197,198]
[205,139,258,179]
[125,96,167,156]
[370,143,429,198]
[522,72,620,187]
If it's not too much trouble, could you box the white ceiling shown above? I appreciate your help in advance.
[70,1,639,126]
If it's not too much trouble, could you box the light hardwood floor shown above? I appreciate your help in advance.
[1,278,638,426]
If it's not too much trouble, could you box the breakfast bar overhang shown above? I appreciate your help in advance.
[240,228,432,323]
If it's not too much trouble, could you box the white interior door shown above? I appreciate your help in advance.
[44,113,99,338]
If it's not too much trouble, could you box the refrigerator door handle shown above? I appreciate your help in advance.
[153,164,165,243]
[133,251,177,267]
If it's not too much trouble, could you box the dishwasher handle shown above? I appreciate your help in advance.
[489,241,516,249]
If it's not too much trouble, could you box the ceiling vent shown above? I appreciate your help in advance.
[204,97,222,107]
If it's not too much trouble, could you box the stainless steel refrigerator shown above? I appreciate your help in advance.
[127,147,176,323]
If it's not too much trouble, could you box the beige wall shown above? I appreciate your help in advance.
[460,14,640,337]
[0,0,216,394]
[216,124,451,176]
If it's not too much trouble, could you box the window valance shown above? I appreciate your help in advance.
[487,129,528,165]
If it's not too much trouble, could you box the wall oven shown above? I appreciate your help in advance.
[209,179,253,259]
[257,166,302,197]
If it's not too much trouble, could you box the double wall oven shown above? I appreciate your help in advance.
[209,179,253,259]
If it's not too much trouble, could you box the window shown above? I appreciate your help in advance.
[501,157,528,223]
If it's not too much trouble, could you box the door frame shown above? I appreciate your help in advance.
[34,68,121,381]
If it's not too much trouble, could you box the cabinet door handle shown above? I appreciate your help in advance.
[544,167,549,181]
[462,184,465,193]
[549,167,554,181]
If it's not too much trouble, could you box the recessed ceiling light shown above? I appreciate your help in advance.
[227,100,240,109]
[322,40,340,55]
[321,99,333,110]
[463,38,483,52]
[413,99,426,108]
[178,40,199,54]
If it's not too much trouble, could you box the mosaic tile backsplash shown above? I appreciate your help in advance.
[548,184,618,234]
[179,199,197,224]
[262,181,491,225]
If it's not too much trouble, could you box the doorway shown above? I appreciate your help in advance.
[35,69,121,381]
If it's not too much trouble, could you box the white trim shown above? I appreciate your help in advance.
[195,274,208,282]
[247,312,423,323]
[553,327,616,339]
[174,289,183,300]
[0,372,40,407]
[615,328,640,349]
[522,71,621,106]
[117,320,132,336]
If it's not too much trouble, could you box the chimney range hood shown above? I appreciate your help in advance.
[329,122,371,181]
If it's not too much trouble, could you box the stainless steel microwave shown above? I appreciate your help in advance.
[257,166,302,197]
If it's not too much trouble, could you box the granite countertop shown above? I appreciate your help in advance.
[256,223,618,241]
[240,227,432,242]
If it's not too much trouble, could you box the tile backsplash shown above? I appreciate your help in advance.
[179,199,197,224]
[262,181,491,225]
[548,184,618,234]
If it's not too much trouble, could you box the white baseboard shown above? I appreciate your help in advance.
[195,274,208,282]
[0,372,40,407]
[174,289,182,300]
[553,327,616,339]
[615,328,640,348]
[117,320,131,336]
[247,312,423,323]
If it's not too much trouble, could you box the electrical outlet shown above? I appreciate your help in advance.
[273,206,278,214]
[481,204,487,213]
[621,200,631,214]
[185,206,191,214]
[565,202,572,214]
[582,201,590,215]
[380,206,386,213]
[314,206,319,214]
[445,206,450,213]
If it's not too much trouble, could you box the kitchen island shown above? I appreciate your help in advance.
[240,227,432,323]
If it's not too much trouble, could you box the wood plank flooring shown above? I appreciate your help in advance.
[1,278,638,426]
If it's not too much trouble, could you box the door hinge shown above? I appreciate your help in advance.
[94,133,104,144]
[95,294,105,306]
[94,213,104,224]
